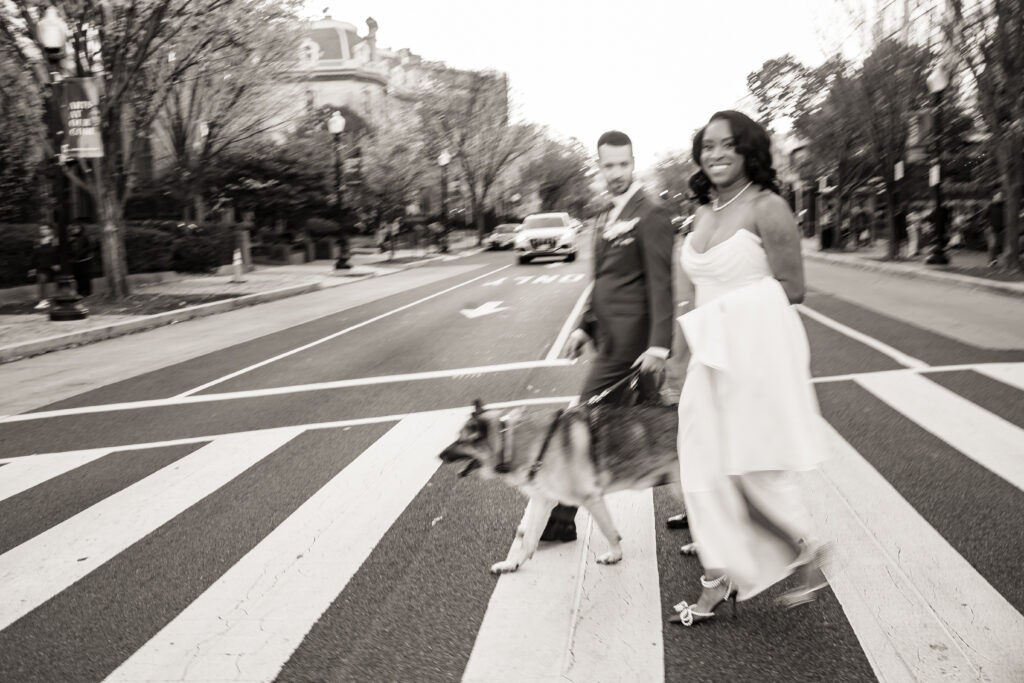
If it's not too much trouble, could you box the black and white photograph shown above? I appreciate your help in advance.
[1,0,1023,681]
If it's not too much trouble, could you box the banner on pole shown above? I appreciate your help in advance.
[57,77,104,159]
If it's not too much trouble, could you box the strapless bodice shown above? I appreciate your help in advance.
[682,229,772,306]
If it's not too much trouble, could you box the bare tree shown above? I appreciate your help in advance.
[0,0,272,299]
[419,68,538,243]
[521,134,594,216]
[947,0,1024,271]
[153,0,304,223]
[746,54,811,133]
[360,107,430,223]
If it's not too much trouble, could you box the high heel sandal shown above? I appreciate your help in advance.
[777,541,831,609]
[668,574,737,626]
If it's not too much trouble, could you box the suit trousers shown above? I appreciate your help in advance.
[546,355,664,528]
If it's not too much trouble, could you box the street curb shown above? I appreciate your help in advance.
[0,247,484,365]
[803,250,1024,298]
[0,280,342,365]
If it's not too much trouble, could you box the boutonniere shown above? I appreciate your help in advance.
[603,217,639,243]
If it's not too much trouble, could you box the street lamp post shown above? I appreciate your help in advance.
[925,61,951,265]
[38,6,87,320]
[327,110,351,269]
[437,149,451,253]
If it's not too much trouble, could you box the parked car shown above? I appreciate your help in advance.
[513,212,579,264]
[486,223,520,250]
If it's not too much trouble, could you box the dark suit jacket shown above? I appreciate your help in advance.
[580,188,674,363]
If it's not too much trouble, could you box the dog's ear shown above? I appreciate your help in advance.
[472,398,485,416]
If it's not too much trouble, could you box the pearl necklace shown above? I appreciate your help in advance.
[712,181,754,212]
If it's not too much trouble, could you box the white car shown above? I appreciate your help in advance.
[514,212,579,264]
[486,223,520,250]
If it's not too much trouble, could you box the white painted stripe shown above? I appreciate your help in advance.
[0,360,573,425]
[797,304,929,369]
[464,491,663,683]
[463,513,592,682]
[0,428,301,632]
[561,490,663,683]
[975,362,1024,393]
[807,422,1024,682]
[104,410,466,683]
[0,449,112,503]
[178,265,512,397]
[856,371,1024,490]
[545,282,593,362]
[6,397,578,471]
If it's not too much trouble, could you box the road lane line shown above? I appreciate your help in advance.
[177,265,512,397]
[855,371,1024,491]
[0,428,302,632]
[797,304,929,369]
[808,421,1024,682]
[8,397,579,459]
[0,360,573,424]
[975,362,1024,393]
[463,490,662,683]
[0,449,113,503]
[104,410,466,683]
[545,282,593,362]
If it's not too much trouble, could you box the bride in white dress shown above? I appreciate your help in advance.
[669,111,829,627]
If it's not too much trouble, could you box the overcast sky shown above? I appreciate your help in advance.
[315,1,867,170]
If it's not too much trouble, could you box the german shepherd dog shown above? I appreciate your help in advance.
[440,400,680,574]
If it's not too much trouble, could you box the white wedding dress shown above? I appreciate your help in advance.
[676,228,825,599]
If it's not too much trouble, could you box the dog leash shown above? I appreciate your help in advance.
[527,408,566,481]
[525,370,642,481]
[585,368,642,407]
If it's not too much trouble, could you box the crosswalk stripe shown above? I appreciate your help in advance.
[855,371,1024,491]
[975,362,1024,393]
[798,304,929,369]
[463,514,588,681]
[0,428,301,632]
[104,410,468,683]
[0,449,113,503]
[463,490,663,683]
[561,490,663,683]
[810,420,1024,682]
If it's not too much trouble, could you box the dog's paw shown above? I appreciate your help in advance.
[490,560,521,574]
[596,550,623,565]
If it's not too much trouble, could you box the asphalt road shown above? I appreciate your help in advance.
[1,232,1022,683]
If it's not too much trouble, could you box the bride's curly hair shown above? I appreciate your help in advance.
[688,110,780,205]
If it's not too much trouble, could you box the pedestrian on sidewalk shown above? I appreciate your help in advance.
[69,222,97,297]
[892,204,908,260]
[987,191,1006,268]
[669,110,829,628]
[27,224,59,310]
[548,129,676,542]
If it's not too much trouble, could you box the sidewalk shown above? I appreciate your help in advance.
[0,234,482,364]
[801,237,1024,298]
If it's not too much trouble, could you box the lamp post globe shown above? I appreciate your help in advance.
[38,5,87,320]
[925,60,951,266]
[328,111,351,269]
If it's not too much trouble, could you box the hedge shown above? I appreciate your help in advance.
[0,221,238,287]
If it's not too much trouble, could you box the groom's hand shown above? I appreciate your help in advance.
[567,328,590,360]
[632,351,667,378]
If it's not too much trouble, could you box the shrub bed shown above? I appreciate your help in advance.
[0,221,238,285]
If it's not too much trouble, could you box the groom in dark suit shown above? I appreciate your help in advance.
[542,130,676,542]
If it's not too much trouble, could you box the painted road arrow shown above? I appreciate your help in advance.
[460,301,509,319]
